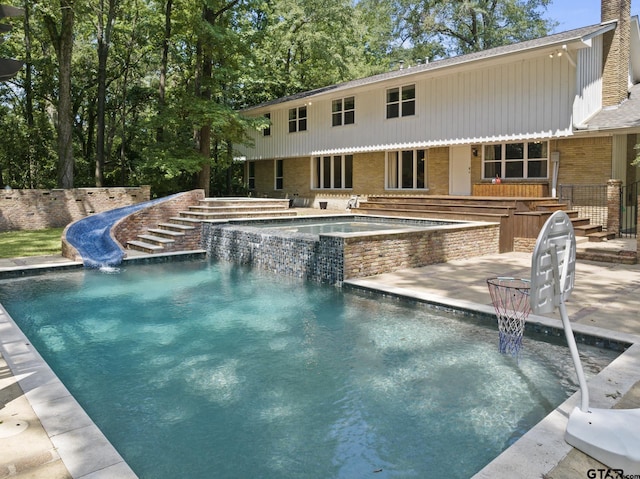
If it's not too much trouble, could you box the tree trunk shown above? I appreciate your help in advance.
[194,0,240,196]
[195,6,214,197]
[57,0,75,189]
[157,0,172,143]
[44,0,75,188]
[23,1,35,188]
[95,0,117,186]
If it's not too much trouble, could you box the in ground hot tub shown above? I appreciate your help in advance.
[202,215,500,284]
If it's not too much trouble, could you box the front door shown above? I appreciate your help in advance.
[449,145,471,195]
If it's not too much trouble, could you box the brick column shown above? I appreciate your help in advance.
[607,179,622,235]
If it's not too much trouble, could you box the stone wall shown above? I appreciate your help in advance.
[0,187,151,232]
[202,224,344,283]
[343,224,500,279]
[202,219,499,284]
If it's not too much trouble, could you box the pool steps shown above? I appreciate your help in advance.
[126,198,295,254]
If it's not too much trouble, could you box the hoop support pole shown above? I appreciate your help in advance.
[552,243,590,412]
[559,300,590,412]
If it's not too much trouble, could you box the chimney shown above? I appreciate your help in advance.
[601,0,631,106]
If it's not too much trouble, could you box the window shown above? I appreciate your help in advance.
[275,159,283,190]
[288,106,307,133]
[263,113,271,136]
[482,141,548,179]
[248,161,255,190]
[332,97,355,126]
[312,155,353,189]
[386,149,427,189]
[386,85,415,119]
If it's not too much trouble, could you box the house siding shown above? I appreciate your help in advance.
[574,36,604,126]
[240,53,577,162]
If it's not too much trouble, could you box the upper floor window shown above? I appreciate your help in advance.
[386,85,415,119]
[289,106,307,133]
[386,149,426,189]
[312,155,353,189]
[332,97,355,126]
[483,141,548,180]
[263,113,271,136]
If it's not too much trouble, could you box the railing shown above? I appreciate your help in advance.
[620,181,639,238]
[558,184,608,228]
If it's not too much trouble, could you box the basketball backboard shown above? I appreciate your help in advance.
[530,211,640,474]
[530,211,576,315]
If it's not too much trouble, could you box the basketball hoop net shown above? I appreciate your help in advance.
[486,277,531,357]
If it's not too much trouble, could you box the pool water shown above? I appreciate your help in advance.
[257,221,421,234]
[0,260,617,479]
[246,217,449,235]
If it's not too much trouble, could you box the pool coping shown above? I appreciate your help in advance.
[0,251,206,479]
[344,277,640,478]
[214,213,492,240]
[1,253,639,478]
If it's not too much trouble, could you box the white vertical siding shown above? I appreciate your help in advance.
[574,36,603,127]
[239,49,584,160]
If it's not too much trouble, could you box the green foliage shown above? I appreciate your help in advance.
[0,0,558,195]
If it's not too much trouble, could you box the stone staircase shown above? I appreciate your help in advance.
[126,198,295,254]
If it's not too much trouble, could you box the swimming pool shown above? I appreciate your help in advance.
[0,259,618,478]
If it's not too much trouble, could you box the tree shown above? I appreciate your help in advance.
[94,0,119,186]
[387,0,556,59]
[43,0,76,188]
[0,0,563,195]
[243,0,367,102]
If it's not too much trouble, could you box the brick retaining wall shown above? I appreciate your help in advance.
[0,187,151,231]
[343,224,500,279]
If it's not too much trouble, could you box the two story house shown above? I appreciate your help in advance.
[237,0,640,210]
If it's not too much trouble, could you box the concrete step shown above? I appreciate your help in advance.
[189,205,289,213]
[127,240,164,253]
[147,228,185,238]
[200,198,290,208]
[587,231,617,242]
[137,234,175,246]
[158,222,196,232]
[576,249,637,264]
[573,224,603,236]
[169,216,203,226]
[571,218,593,228]
[350,206,508,220]
[534,202,569,212]
[178,210,297,220]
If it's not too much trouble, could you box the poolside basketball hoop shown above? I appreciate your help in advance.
[530,211,640,474]
[487,277,531,357]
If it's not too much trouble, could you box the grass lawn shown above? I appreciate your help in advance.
[0,228,64,258]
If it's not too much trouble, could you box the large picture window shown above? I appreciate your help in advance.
[386,149,426,189]
[312,155,353,189]
[386,85,415,119]
[332,97,355,126]
[483,141,548,179]
[289,106,307,133]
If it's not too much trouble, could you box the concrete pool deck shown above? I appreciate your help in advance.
[0,242,639,478]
